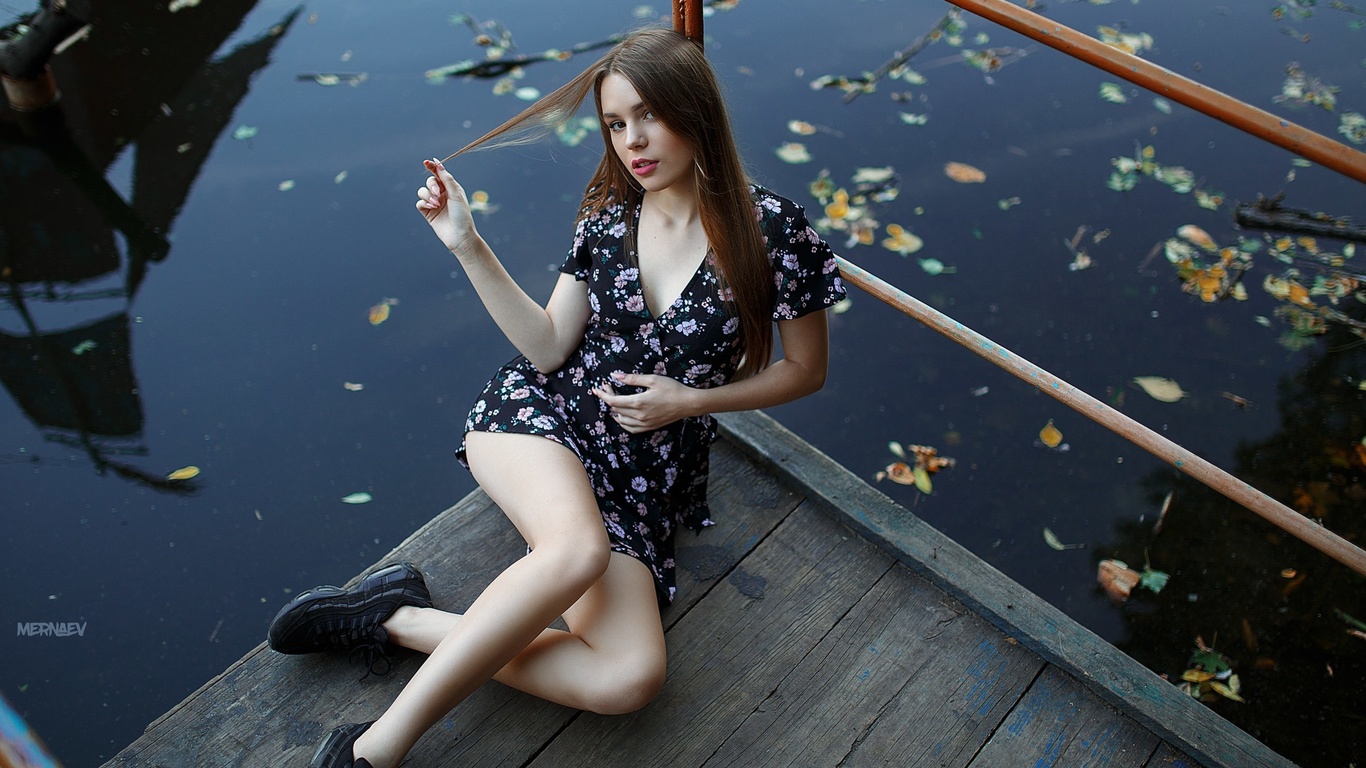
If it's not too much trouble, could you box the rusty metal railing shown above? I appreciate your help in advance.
[670,2,1366,576]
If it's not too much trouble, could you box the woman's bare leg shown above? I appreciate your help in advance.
[384,549,666,713]
[349,432,622,767]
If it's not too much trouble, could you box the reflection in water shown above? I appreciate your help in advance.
[1102,298,1366,768]
[0,3,299,493]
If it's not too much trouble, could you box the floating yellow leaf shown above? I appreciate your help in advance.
[1177,224,1217,252]
[787,119,817,136]
[881,223,924,255]
[1132,376,1187,402]
[824,189,850,220]
[1039,419,1063,448]
[1210,679,1245,702]
[944,162,986,183]
[167,466,200,481]
[369,303,391,326]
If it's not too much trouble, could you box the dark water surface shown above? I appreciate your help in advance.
[2,1,1363,765]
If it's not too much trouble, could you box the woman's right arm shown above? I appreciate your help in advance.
[418,160,590,372]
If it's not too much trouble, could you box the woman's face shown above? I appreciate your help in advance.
[599,73,695,195]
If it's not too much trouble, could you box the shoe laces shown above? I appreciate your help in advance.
[316,619,394,679]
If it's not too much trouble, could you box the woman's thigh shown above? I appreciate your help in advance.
[464,430,607,552]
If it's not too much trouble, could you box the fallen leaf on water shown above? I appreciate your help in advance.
[787,119,817,136]
[1039,419,1063,448]
[912,465,932,494]
[341,492,373,504]
[883,462,916,485]
[888,441,906,459]
[514,86,541,101]
[369,303,391,325]
[343,382,364,391]
[1043,527,1084,550]
[918,258,955,275]
[468,190,498,214]
[334,171,348,184]
[944,162,986,183]
[881,224,924,255]
[1139,566,1169,593]
[231,125,258,141]
[776,142,812,164]
[278,180,295,192]
[1177,224,1217,252]
[168,466,200,481]
[1098,82,1128,103]
[898,112,929,126]
[853,166,896,185]
[1098,559,1141,602]
[1132,376,1187,402]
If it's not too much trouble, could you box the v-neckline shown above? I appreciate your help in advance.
[639,254,708,320]
[629,199,711,320]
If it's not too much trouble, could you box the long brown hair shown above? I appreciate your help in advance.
[450,27,774,378]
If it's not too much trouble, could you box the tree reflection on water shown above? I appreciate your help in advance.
[1104,300,1365,768]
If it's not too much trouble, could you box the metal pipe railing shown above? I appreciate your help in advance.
[837,257,1366,577]
[665,0,1366,573]
[945,0,1366,184]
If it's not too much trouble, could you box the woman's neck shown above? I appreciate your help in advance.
[641,182,699,229]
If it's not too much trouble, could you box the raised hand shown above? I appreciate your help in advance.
[417,159,480,257]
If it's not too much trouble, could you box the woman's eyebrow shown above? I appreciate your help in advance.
[600,102,646,118]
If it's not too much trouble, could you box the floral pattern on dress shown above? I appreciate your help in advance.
[458,186,844,605]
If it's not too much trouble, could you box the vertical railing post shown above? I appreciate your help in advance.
[673,0,704,48]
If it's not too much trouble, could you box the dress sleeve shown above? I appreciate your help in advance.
[762,192,847,321]
[558,211,595,282]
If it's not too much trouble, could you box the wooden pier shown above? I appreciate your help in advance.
[104,411,1294,767]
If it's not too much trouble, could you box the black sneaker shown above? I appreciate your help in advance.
[311,721,374,768]
[268,562,431,676]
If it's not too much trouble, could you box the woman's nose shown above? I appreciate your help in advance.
[626,125,646,149]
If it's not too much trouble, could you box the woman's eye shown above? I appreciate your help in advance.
[608,120,625,131]
[643,110,654,121]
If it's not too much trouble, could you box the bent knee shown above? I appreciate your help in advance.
[538,537,611,592]
[586,655,666,715]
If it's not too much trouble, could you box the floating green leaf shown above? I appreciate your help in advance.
[1139,566,1169,593]
[341,492,373,504]
[1098,82,1128,103]
[231,125,258,141]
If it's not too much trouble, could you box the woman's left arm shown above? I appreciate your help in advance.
[595,310,829,434]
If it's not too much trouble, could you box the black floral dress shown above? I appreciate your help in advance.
[457,186,845,605]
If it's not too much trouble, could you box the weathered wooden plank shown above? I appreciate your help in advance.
[1146,743,1202,768]
[705,563,1045,767]
[406,441,807,765]
[970,665,1160,768]
[717,410,1296,768]
[525,502,896,766]
[103,441,802,767]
